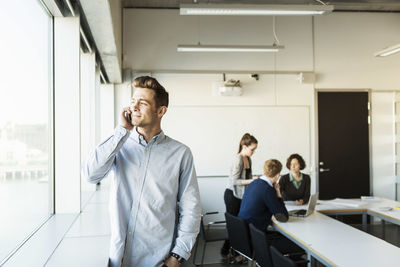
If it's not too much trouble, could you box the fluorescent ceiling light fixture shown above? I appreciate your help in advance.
[374,43,400,57]
[177,44,284,52]
[180,4,334,16]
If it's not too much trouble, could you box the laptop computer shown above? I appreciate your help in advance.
[288,193,319,217]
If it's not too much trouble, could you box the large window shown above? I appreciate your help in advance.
[0,0,53,262]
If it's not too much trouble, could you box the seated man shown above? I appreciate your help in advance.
[238,159,303,254]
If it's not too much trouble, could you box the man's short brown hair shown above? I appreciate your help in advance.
[133,76,169,107]
[264,159,282,178]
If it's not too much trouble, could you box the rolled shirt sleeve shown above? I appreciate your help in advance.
[82,125,130,184]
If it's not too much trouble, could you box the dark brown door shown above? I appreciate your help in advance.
[318,92,370,200]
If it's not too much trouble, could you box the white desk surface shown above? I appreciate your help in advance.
[273,211,400,267]
[286,197,400,224]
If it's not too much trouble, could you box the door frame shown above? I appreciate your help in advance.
[314,89,372,197]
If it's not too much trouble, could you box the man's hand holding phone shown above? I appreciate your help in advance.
[121,107,134,131]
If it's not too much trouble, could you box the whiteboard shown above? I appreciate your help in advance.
[162,106,310,176]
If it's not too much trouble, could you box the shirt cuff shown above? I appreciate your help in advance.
[114,125,130,139]
[171,247,190,261]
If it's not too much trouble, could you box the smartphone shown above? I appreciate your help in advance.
[125,112,132,123]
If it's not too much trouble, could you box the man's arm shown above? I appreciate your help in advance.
[83,108,132,183]
[170,148,202,261]
[278,175,287,200]
[82,125,130,184]
[266,184,289,222]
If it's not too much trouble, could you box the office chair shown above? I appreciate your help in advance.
[192,211,227,266]
[270,246,309,267]
[224,212,254,265]
[249,223,274,267]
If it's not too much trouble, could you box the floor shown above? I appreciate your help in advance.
[3,182,400,267]
[184,240,248,267]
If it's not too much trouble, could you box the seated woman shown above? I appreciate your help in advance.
[279,153,311,205]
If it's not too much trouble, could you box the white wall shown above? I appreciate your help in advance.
[80,53,96,164]
[157,73,313,175]
[314,13,400,89]
[198,177,227,223]
[113,82,131,128]
[121,9,400,207]
[371,92,395,199]
[80,52,97,193]
[95,67,102,145]
[123,9,313,71]
[54,16,81,213]
[100,83,115,140]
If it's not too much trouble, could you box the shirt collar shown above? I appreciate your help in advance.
[289,172,303,182]
[260,175,273,187]
[131,127,165,146]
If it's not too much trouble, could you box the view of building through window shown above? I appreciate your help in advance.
[0,0,52,262]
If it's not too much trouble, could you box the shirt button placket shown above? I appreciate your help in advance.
[130,145,151,241]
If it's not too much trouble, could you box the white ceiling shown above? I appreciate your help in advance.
[122,0,400,12]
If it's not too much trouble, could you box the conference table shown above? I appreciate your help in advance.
[272,197,400,267]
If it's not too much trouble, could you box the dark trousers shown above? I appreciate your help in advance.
[222,189,242,254]
[224,189,242,215]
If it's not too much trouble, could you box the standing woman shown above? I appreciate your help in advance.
[279,153,311,205]
[221,133,258,258]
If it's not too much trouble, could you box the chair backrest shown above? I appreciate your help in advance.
[249,223,273,267]
[270,245,297,267]
[224,212,253,258]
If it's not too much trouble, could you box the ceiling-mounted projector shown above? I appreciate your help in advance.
[219,79,242,96]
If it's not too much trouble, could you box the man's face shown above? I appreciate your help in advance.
[129,88,159,128]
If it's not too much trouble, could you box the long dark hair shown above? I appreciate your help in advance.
[238,133,258,153]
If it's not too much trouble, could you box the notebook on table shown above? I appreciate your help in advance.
[288,193,319,217]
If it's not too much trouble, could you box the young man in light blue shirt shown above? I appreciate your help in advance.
[83,76,201,267]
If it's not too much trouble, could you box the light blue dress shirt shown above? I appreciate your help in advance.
[83,125,202,267]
